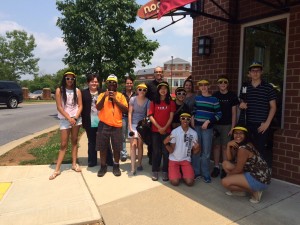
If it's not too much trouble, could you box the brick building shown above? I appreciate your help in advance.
[191,0,300,184]
[135,57,191,93]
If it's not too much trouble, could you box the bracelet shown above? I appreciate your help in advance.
[72,117,77,121]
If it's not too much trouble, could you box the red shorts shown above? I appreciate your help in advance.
[168,160,194,180]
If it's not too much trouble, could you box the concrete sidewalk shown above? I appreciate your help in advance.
[0,130,299,225]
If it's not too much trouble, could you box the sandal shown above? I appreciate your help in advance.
[249,191,263,203]
[72,164,82,172]
[49,171,61,180]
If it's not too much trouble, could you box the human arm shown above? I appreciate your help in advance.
[75,89,83,120]
[159,112,174,134]
[96,92,108,110]
[225,140,239,162]
[229,105,237,136]
[258,99,276,133]
[192,141,201,154]
[226,147,249,175]
[128,103,133,132]
[110,93,128,113]
[163,135,175,153]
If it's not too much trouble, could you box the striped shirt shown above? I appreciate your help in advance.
[194,95,222,128]
[239,80,277,124]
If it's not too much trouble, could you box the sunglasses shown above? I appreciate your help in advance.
[176,92,186,96]
[218,81,228,84]
[180,117,191,121]
[65,77,75,81]
[108,81,117,84]
[138,88,147,92]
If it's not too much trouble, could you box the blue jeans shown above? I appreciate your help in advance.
[192,126,213,178]
[121,117,128,158]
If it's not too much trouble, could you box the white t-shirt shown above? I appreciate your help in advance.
[169,126,198,162]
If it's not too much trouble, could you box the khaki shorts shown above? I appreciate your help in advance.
[213,124,232,146]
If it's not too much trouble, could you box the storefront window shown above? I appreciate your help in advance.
[242,18,286,127]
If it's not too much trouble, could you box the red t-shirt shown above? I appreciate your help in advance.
[148,100,176,133]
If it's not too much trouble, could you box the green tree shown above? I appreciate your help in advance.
[56,0,159,86]
[0,30,39,81]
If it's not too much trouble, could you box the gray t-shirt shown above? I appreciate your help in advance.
[129,96,150,125]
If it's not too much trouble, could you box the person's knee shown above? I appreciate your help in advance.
[170,179,180,186]
[184,179,194,186]
[221,177,230,188]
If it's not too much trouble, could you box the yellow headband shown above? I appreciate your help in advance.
[137,83,147,89]
[217,78,229,83]
[197,80,209,85]
[64,71,76,77]
[180,113,191,118]
[233,126,248,132]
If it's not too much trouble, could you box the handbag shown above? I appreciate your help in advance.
[136,100,152,145]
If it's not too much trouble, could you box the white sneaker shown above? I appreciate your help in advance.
[225,191,247,196]
[249,191,263,203]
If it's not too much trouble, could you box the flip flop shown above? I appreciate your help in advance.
[72,164,82,172]
[49,171,61,180]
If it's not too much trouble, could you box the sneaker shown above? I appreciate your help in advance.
[220,169,227,179]
[152,172,158,181]
[249,191,263,203]
[162,172,169,182]
[203,176,211,183]
[113,164,121,176]
[97,165,107,177]
[211,167,220,178]
[225,191,247,197]
[137,165,143,171]
[120,156,127,162]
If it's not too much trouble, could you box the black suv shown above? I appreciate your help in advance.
[0,81,23,108]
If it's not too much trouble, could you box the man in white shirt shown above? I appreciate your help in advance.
[164,113,200,186]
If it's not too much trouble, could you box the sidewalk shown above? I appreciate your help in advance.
[0,130,299,225]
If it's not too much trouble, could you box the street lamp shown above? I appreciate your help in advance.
[171,56,173,93]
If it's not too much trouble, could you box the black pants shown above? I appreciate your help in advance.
[151,132,169,172]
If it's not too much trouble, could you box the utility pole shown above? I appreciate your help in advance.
[171,56,173,93]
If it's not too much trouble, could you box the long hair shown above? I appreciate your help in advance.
[183,78,194,93]
[154,81,171,104]
[60,75,78,105]
[232,124,251,147]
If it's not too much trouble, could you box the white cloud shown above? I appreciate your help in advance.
[0,20,67,75]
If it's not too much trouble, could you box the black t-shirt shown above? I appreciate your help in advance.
[146,79,159,101]
[213,91,239,125]
[172,101,191,124]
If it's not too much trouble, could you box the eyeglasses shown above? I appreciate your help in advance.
[218,81,228,84]
[108,81,117,84]
[155,71,163,74]
[180,117,191,121]
[233,131,244,136]
[126,83,133,85]
[176,92,186,96]
[199,84,208,87]
[65,77,75,81]
[138,88,147,92]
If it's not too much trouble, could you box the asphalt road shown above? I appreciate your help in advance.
[0,103,58,146]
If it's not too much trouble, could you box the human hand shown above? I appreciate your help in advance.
[201,120,209,129]
[227,140,239,149]
[258,122,269,134]
[239,102,247,109]
[193,141,201,154]
[163,135,173,145]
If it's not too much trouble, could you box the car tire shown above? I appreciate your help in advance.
[37,96,41,100]
[7,97,18,109]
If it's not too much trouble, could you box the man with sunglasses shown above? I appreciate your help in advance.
[171,87,190,129]
[211,76,239,179]
[163,113,200,186]
[96,74,128,177]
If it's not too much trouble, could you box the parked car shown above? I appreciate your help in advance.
[0,80,23,108]
[29,90,55,100]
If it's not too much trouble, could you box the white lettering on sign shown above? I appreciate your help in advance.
[144,2,160,14]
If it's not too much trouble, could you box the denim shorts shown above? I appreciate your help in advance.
[59,117,82,130]
[244,172,268,191]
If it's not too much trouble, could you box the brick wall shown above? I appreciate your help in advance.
[192,0,300,184]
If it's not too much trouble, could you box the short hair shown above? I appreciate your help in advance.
[125,76,134,83]
[86,73,99,83]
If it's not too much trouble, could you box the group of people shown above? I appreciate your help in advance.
[49,61,276,204]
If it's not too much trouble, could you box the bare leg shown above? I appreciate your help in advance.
[55,129,70,171]
[137,137,144,167]
[130,138,137,172]
[170,179,180,186]
[70,125,81,167]
[221,173,252,193]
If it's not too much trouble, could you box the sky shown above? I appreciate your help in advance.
[0,0,192,79]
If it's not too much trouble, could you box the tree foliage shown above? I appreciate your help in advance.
[0,30,39,81]
[56,0,159,85]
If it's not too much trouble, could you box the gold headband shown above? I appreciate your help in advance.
[233,126,248,132]
[217,78,229,83]
[180,113,191,118]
